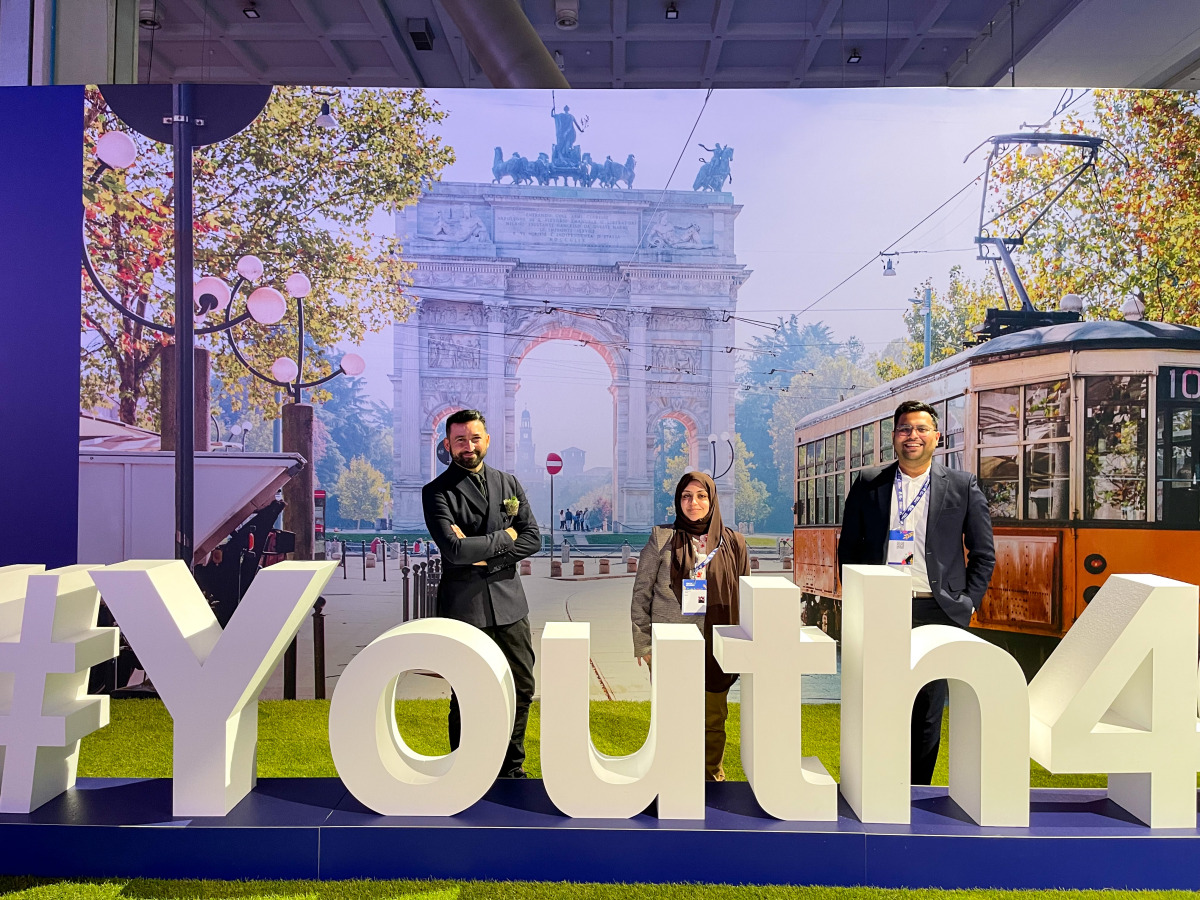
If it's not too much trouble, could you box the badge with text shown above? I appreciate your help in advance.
[682,578,708,615]
[887,528,915,566]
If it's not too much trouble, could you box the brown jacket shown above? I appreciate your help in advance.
[630,524,750,691]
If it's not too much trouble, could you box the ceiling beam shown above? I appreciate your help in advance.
[612,0,627,87]
[947,0,1085,86]
[791,0,842,86]
[176,0,266,81]
[362,0,427,87]
[885,0,954,81]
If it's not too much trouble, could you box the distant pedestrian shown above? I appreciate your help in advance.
[559,508,566,529]
[581,506,591,532]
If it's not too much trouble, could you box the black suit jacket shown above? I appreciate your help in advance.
[837,460,995,627]
[421,463,541,628]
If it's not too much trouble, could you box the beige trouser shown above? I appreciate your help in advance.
[705,688,730,782]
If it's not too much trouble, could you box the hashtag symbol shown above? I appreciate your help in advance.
[0,565,119,813]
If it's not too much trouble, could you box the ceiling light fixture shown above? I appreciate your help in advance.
[665,3,679,20]
[882,258,897,277]
[243,3,260,19]
[554,50,565,71]
[847,48,862,64]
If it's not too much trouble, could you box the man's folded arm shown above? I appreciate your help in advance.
[492,482,541,566]
[424,489,513,565]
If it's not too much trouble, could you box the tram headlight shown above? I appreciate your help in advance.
[1083,553,1107,575]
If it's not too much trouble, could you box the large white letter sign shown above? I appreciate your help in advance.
[713,576,837,821]
[840,564,1029,826]
[329,617,514,816]
[540,621,704,819]
[1029,574,1198,828]
[0,565,118,812]
[90,559,335,816]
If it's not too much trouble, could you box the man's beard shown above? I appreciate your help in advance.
[453,445,487,469]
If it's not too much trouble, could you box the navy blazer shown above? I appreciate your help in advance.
[837,460,995,627]
[422,463,541,628]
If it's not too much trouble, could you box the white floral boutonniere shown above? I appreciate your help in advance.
[503,495,520,516]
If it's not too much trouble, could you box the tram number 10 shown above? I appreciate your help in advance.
[1160,365,1200,401]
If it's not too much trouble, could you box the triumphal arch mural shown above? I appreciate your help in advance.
[391,112,749,531]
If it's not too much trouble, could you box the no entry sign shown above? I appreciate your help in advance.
[546,453,563,475]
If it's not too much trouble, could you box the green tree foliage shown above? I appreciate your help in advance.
[735,319,860,531]
[731,434,769,526]
[986,90,1200,322]
[876,267,1001,381]
[768,353,880,502]
[82,86,454,426]
[335,456,388,528]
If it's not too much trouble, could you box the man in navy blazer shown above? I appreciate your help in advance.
[837,399,995,783]
[422,409,541,778]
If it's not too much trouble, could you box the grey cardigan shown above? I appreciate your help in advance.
[630,525,697,658]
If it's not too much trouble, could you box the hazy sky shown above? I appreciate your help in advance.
[340,87,1089,467]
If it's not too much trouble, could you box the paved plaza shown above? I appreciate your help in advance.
[263,554,840,704]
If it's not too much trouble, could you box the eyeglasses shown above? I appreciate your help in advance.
[894,425,936,436]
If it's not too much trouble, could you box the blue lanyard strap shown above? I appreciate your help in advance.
[894,469,930,526]
[693,535,723,576]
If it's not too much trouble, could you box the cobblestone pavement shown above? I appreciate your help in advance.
[262,555,840,704]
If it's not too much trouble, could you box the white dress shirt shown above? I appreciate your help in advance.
[888,466,932,593]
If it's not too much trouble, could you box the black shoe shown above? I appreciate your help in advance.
[500,767,528,779]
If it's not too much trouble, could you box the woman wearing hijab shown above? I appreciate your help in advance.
[630,470,751,781]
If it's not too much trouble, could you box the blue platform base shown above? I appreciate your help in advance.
[2,779,1199,888]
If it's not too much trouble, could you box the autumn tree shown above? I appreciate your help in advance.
[336,456,388,529]
[731,434,769,527]
[985,89,1200,322]
[82,86,454,426]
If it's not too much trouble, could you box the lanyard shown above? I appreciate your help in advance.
[693,535,723,577]
[894,469,930,527]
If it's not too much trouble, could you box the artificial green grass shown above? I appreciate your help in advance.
[2,882,1200,900]
[78,699,1104,788]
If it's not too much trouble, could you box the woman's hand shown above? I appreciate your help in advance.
[637,653,652,669]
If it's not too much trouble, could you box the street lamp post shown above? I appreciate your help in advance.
[708,432,734,480]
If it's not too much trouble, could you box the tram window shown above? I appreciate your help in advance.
[807,442,817,475]
[945,451,964,470]
[1156,408,1200,526]
[880,419,895,462]
[944,395,966,451]
[807,478,816,524]
[850,428,861,468]
[825,475,836,523]
[815,439,825,473]
[979,387,1020,444]
[1026,380,1071,440]
[1084,375,1148,521]
[863,422,875,465]
[836,473,846,523]
[979,447,1019,519]
[825,436,837,473]
[835,432,847,471]
[1026,443,1070,519]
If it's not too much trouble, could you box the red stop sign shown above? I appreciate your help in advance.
[546,452,563,475]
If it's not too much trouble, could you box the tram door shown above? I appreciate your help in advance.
[1157,365,1200,526]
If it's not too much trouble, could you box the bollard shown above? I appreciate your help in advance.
[341,541,347,579]
[362,544,368,580]
[751,556,760,570]
[381,541,387,582]
[561,540,570,564]
[402,539,409,566]
[627,558,637,573]
[401,565,411,621]
[427,559,440,615]
[520,560,532,576]
[599,559,610,574]
[621,540,632,564]
[312,596,327,700]
[782,556,793,570]
[573,560,585,576]
[551,560,562,577]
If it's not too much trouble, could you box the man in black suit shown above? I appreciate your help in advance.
[422,409,541,778]
[837,399,995,784]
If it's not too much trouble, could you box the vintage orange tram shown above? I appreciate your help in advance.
[792,319,1200,673]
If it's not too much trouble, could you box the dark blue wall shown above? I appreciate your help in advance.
[0,87,83,567]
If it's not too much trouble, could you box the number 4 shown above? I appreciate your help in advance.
[1029,574,1199,828]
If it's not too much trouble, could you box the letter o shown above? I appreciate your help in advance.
[328,618,515,816]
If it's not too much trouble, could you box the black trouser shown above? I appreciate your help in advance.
[448,616,536,777]
[910,598,956,785]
